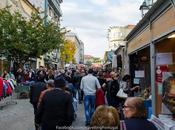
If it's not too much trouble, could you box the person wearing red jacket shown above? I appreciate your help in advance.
[0,77,3,98]
[95,88,105,108]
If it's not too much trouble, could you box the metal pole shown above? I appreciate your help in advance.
[150,42,156,115]
[44,0,48,26]
[149,19,156,115]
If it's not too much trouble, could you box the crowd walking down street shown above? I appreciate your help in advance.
[1,0,175,130]
[0,98,87,130]
[0,66,158,130]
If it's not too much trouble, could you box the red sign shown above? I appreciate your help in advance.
[156,65,168,83]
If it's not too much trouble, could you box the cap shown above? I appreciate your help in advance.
[46,79,54,87]
[54,76,67,88]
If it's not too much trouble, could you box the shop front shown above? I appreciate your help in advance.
[129,46,151,92]
[114,45,125,76]
[126,0,175,128]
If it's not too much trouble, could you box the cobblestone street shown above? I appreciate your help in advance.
[0,98,86,130]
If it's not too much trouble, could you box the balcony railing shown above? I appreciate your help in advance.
[48,0,62,17]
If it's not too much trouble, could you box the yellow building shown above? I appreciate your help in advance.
[0,0,38,18]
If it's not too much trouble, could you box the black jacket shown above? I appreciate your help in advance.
[36,88,74,130]
[106,79,119,97]
[29,82,46,105]
[125,118,157,130]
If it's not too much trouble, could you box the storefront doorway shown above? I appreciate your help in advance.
[129,47,151,96]
[155,34,175,115]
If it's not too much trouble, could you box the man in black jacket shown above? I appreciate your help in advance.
[29,71,46,130]
[36,76,74,130]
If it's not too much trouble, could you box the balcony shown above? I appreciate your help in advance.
[48,0,62,17]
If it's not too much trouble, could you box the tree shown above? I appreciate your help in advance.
[93,57,101,63]
[60,39,76,64]
[0,8,64,68]
[85,61,92,67]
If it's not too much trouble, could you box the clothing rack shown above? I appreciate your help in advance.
[0,78,17,110]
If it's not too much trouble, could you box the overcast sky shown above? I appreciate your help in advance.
[61,0,143,58]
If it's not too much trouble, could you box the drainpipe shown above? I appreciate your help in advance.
[149,18,156,115]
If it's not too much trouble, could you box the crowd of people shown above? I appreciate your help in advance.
[1,66,156,130]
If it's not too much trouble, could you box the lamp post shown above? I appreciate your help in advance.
[139,1,149,18]
[146,0,154,9]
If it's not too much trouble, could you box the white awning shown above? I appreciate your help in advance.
[103,61,111,66]
[112,55,117,68]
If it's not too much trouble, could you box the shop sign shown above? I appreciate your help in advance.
[133,78,140,84]
[135,70,144,78]
[156,53,173,65]
[156,65,168,83]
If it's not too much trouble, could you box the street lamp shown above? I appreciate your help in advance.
[146,0,154,9]
[139,1,149,18]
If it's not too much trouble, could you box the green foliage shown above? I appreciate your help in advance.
[0,8,64,65]
[85,61,92,67]
[93,57,101,63]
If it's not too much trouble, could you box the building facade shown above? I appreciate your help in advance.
[0,0,38,18]
[107,25,135,51]
[0,0,39,72]
[0,0,63,70]
[44,0,62,69]
[126,0,175,125]
[28,0,63,69]
[65,32,84,64]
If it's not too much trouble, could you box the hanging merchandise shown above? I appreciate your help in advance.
[156,65,168,83]
[0,78,3,99]
[0,77,17,108]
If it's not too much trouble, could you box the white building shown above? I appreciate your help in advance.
[107,25,135,51]
[65,32,84,64]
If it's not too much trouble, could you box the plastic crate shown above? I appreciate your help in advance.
[15,84,30,99]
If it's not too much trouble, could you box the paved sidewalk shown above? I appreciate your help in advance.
[0,98,87,130]
[71,103,88,130]
[0,99,34,130]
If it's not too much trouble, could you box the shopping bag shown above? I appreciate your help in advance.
[116,88,128,98]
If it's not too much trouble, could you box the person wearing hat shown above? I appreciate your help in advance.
[37,79,55,107]
[36,76,74,130]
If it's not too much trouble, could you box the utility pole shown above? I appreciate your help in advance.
[44,0,48,26]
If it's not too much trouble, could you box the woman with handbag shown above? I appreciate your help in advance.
[118,74,140,97]
[117,74,139,120]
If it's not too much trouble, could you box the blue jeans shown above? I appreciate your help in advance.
[84,95,95,123]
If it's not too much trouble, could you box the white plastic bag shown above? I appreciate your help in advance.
[117,88,128,98]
